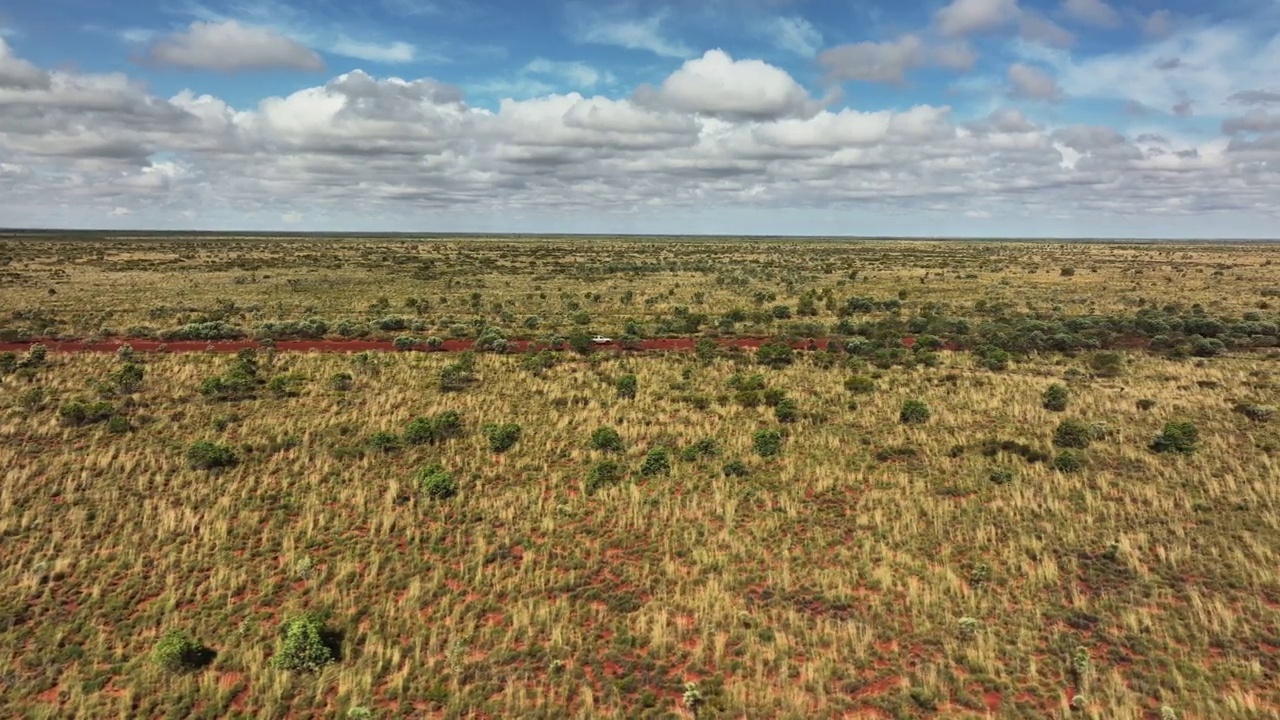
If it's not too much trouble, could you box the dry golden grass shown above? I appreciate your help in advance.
[2,341,1279,719]
[2,237,1277,338]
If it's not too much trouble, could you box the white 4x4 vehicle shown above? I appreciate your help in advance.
[591,335,612,345]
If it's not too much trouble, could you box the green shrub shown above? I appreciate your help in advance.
[425,336,444,350]
[59,400,115,426]
[24,344,47,367]
[1043,383,1069,412]
[722,460,749,477]
[186,441,238,470]
[475,327,508,353]
[589,426,625,453]
[586,461,623,494]
[483,423,522,453]
[1136,398,1157,411]
[152,630,211,672]
[367,431,401,453]
[1052,419,1092,449]
[756,341,794,368]
[1152,421,1199,454]
[615,374,637,399]
[989,467,1015,485]
[393,336,419,351]
[439,357,477,392]
[110,362,145,394]
[1051,450,1086,473]
[329,372,354,391]
[762,388,787,407]
[899,399,930,425]
[267,373,305,398]
[1086,351,1126,378]
[774,398,799,423]
[845,375,875,394]
[695,338,719,363]
[404,411,463,446]
[753,429,784,457]
[639,447,671,476]
[417,464,457,500]
[106,415,131,434]
[271,613,335,673]
[679,438,720,461]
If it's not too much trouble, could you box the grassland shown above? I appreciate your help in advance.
[1,236,1279,720]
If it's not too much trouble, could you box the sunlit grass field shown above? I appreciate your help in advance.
[2,343,1278,719]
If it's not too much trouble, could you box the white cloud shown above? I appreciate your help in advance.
[109,207,132,216]
[635,49,820,120]
[0,38,50,89]
[524,58,615,88]
[1060,0,1122,29]
[935,0,1021,37]
[1007,63,1062,100]
[1030,23,1280,116]
[574,11,691,58]
[1142,10,1175,39]
[0,37,1278,233]
[819,36,974,84]
[766,16,823,57]
[330,37,417,64]
[1019,13,1075,48]
[145,21,325,73]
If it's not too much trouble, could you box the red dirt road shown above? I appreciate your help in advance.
[0,336,860,354]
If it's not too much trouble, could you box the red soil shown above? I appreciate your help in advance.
[0,335,947,354]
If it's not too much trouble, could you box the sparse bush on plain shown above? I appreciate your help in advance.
[589,426,625,453]
[186,441,238,470]
[900,399,930,425]
[1053,419,1092,449]
[152,630,211,672]
[483,423,522,453]
[753,429,784,457]
[1152,421,1199,454]
[586,461,623,494]
[639,447,671,476]
[1043,383,1069,412]
[417,464,457,500]
[271,613,335,673]
[1051,450,1086,473]
[615,374,637,399]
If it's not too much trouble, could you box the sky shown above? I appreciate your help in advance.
[0,0,1278,237]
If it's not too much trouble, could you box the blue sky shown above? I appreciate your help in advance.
[1,0,1278,236]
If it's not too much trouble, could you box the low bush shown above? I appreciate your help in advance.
[1051,450,1086,473]
[271,613,336,673]
[1052,419,1092,449]
[1152,421,1199,454]
[186,441,238,470]
[589,426,625,453]
[483,423,522,453]
[152,630,212,672]
[417,464,457,500]
[900,399,930,425]
[586,461,623,494]
[404,411,464,446]
[754,429,784,457]
[1043,383,1069,412]
[640,447,671,476]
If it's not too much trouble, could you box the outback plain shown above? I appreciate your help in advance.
[0,235,1278,719]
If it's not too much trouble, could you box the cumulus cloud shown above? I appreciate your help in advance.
[0,38,50,89]
[144,21,325,73]
[1007,63,1061,100]
[634,50,819,120]
[0,37,1278,232]
[1060,0,1121,29]
[935,0,1021,37]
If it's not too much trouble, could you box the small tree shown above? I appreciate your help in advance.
[774,398,799,423]
[845,375,875,394]
[393,336,419,351]
[404,411,464,446]
[754,429,784,457]
[615,374,637,399]
[152,630,211,672]
[186,441,238,470]
[722,460,749,477]
[1086,351,1126,378]
[1052,419,1092,449]
[900,399,930,425]
[367,431,401,453]
[1152,421,1199,454]
[586,461,623,494]
[1043,383,1069,412]
[756,341,794,368]
[680,438,720,461]
[272,613,335,673]
[1051,450,1086,473]
[483,423,522,453]
[417,464,457,500]
[589,426,625,453]
[640,447,671,476]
